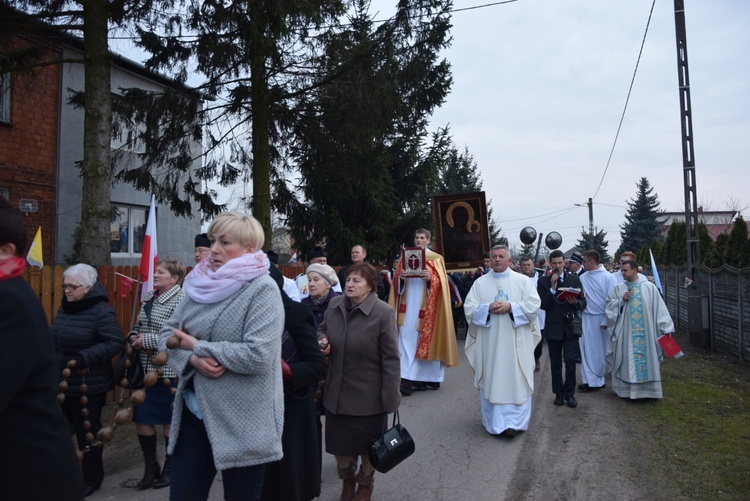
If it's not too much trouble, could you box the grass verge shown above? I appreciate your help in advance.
[622,330,750,500]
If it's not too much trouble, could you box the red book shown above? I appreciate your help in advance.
[657,334,684,359]
[556,287,581,301]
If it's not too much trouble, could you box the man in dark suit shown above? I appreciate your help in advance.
[537,250,587,408]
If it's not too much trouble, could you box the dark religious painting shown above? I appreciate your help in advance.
[432,192,490,270]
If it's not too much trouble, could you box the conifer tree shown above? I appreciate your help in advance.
[616,177,663,258]
[576,228,610,262]
[281,0,454,265]
[723,216,750,268]
[661,221,686,266]
[706,233,730,268]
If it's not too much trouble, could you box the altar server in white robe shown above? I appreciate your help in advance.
[578,250,617,391]
[464,245,541,436]
[606,259,674,400]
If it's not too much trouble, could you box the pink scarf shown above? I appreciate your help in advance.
[184,250,270,304]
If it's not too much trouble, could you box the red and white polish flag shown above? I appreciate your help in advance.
[139,195,158,301]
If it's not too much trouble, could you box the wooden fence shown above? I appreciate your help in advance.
[23,264,326,328]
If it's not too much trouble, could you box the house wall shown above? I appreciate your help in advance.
[56,45,201,267]
[0,35,59,262]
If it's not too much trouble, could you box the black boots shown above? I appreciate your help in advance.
[136,435,161,490]
[153,437,172,490]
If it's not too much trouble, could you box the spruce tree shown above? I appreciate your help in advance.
[616,177,663,258]
[282,0,453,265]
[576,228,610,262]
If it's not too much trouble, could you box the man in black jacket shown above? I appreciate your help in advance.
[537,250,586,408]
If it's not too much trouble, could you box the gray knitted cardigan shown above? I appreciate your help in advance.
[158,274,285,470]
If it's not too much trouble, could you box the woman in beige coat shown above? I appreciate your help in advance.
[317,262,401,501]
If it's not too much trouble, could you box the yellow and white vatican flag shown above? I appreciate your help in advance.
[26,226,43,268]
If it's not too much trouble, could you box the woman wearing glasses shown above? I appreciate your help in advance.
[51,263,124,497]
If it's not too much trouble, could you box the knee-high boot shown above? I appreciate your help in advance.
[153,436,171,489]
[351,469,374,501]
[337,462,357,501]
[136,435,161,490]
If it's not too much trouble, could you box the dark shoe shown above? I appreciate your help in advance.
[338,463,357,501]
[153,454,172,489]
[136,434,161,490]
[565,395,578,408]
[504,428,519,437]
[577,383,590,391]
[399,384,414,396]
[82,485,100,497]
[351,470,374,501]
[425,382,440,390]
[415,383,428,391]
[554,394,564,406]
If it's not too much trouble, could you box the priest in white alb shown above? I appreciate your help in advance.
[578,249,617,391]
[464,245,541,436]
[606,259,674,400]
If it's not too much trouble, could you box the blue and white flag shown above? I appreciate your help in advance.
[649,249,663,295]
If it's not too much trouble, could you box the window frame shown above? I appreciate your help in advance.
[110,202,152,257]
[0,65,10,124]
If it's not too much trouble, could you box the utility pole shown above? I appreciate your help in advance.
[673,0,704,347]
[587,198,594,250]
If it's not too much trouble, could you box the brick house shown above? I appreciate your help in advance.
[0,31,59,264]
[1,22,202,266]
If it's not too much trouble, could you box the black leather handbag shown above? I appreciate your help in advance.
[113,345,144,389]
[369,411,415,473]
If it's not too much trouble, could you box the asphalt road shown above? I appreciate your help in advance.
[89,334,656,501]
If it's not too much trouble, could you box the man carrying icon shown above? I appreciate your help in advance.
[388,229,458,396]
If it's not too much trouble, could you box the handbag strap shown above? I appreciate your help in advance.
[380,410,401,435]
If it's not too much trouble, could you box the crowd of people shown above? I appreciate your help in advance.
[1,199,677,501]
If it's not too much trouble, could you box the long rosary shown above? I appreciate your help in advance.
[57,337,177,458]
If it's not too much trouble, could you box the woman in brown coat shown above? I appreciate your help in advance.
[317,262,401,501]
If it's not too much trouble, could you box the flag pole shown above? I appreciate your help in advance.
[128,277,142,334]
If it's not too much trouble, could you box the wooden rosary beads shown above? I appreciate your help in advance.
[57,343,176,459]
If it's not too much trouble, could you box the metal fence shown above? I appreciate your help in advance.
[656,265,750,361]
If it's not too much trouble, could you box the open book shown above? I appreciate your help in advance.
[556,287,581,301]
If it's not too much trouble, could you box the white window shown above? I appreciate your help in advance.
[110,203,151,255]
[0,69,10,123]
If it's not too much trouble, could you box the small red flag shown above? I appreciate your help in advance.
[117,275,134,300]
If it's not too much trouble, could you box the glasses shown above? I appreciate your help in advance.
[63,284,84,291]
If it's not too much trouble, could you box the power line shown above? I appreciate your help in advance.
[591,0,657,200]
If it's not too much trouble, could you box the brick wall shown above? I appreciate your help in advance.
[0,34,60,261]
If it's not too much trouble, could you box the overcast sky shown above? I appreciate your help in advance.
[112,1,749,256]
[408,0,749,254]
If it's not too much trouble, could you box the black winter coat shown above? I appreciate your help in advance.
[51,282,123,396]
[262,293,325,501]
[0,276,84,501]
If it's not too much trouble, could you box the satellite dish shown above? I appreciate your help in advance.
[545,231,563,250]
[519,227,537,245]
